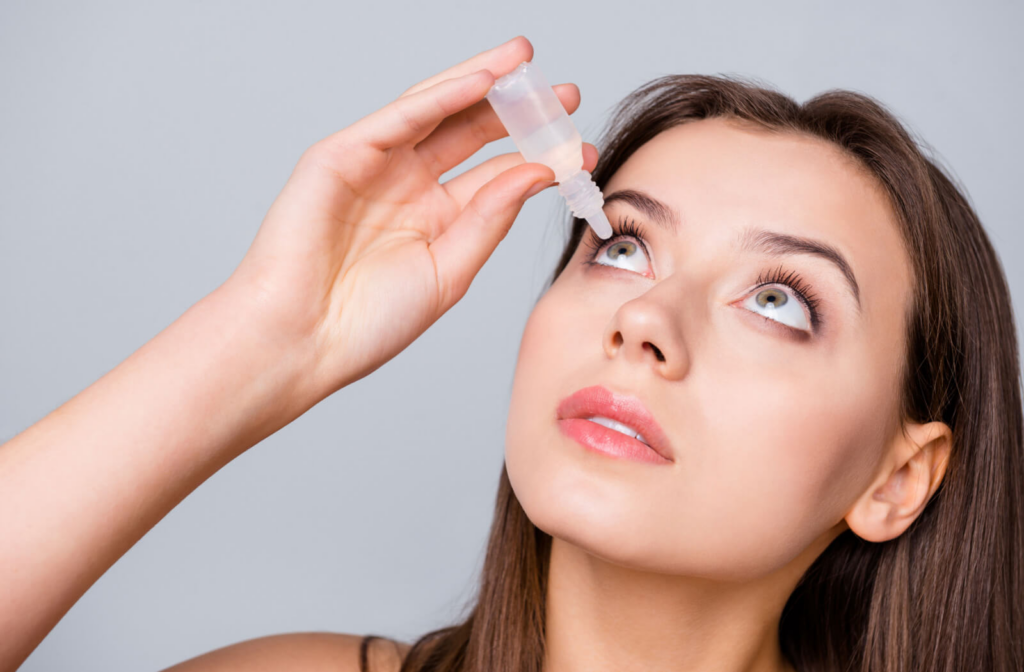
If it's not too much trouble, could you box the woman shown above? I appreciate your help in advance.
[1,35,1020,672]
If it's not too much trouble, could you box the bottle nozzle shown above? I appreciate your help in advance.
[585,208,613,240]
[485,62,612,240]
[557,170,612,239]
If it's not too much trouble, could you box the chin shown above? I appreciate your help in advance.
[506,448,679,574]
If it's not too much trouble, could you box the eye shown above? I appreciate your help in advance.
[742,265,823,333]
[582,217,652,275]
[743,286,809,331]
[581,221,823,334]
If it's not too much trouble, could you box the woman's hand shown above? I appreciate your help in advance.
[222,36,598,403]
[0,38,607,670]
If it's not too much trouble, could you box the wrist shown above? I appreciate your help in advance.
[186,282,321,450]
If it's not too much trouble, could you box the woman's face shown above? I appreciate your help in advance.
[504,117,913,580]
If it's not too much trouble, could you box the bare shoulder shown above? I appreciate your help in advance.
[160,631,413,672]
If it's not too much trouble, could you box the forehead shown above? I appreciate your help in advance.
[602,117,913,331]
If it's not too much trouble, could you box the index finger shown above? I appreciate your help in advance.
[399,36,534,98]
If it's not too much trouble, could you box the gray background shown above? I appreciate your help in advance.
[1,1,1021,670]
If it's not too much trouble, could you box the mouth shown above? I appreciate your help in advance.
[556,385,674,464]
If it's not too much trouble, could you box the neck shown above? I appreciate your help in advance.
[541,535,831,672]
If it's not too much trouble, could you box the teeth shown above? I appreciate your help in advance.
[586,415,649,445]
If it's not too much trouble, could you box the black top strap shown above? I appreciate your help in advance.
[359,634,380,672]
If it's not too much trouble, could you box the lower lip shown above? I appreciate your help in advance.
[558,418,672,465]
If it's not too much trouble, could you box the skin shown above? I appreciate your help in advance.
[505,118,953,672]
[0,36,585,671]
[0,33,952,672]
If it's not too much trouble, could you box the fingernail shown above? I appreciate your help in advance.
[524,180,556,199]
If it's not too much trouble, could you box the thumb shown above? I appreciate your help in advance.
[428,162,556,311]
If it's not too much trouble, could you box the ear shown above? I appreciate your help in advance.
[845,420,952,543]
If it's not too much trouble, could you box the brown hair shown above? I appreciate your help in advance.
[363,74,1024,672]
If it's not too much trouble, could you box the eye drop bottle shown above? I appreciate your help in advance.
[485,61,613,239]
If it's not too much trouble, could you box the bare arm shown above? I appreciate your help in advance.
[0,283,316,671]
[0,35,590,672]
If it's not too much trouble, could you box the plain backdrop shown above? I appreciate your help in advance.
[2,1,1021,670]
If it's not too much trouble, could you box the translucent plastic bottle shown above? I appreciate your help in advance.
[485,61,613,239]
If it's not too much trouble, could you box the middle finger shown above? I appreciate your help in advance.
[414,82,581,177]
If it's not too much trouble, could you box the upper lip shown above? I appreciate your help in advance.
[556,385,674,462]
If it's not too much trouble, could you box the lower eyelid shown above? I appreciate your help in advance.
[743,307,811,340]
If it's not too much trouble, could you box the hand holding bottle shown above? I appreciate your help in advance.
[223,36,598,403]
[0,37,601,671]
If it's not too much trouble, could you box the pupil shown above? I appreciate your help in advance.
[611,242,634,259]
[757,289,787,308]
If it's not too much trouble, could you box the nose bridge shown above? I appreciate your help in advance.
[602,272,694,378]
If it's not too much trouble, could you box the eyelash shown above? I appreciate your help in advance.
[754,264,823,332]
[581,216,652,262]
[581,216,824,332]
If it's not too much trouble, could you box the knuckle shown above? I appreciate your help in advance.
[303,137,346,165]
[298,140,370,196]
[299,142,328,168]
[305,133,365,169]
[393,98,424,137]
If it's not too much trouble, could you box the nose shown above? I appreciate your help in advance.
[602,291,689,380]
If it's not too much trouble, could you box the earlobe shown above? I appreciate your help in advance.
[844,420,953,543]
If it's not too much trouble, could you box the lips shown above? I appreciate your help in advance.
[556,385,674,463]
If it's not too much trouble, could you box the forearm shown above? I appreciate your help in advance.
[0,284,316,671]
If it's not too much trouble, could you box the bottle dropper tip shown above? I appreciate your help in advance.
[586,208,613,239]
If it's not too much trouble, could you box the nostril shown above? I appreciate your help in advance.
[647,343,665,362]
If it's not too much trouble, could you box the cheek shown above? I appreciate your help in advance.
[674,343,885,573]
[505,291,586,482]
[508,291,590,406]
[505,288,624,544]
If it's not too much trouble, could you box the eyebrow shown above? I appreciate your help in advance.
[603,188,862,311]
